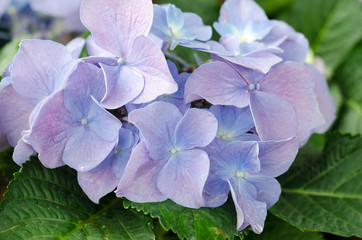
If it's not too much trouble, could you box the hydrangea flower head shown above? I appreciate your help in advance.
[202,138,298,233]
[151,4,212,50]
[116,101,218,208]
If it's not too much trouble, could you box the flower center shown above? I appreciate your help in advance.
[80,117,88,125]
[170,146,179,155]
[117,58,125,66]
[234,170,244,179]
[248,83,260,91]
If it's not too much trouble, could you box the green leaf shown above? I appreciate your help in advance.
[333,47,362,135]
[124,198,244,240]
[279,0,362,74]
[270,133,362,237]
[0,149,19,182]
[245,214,323,240]
[0,158,155,240]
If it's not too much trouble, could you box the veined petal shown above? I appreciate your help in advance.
[78,158,119,203]
[258,138,299,177]
[100,63,144,109]
[184,61,249,107]
[12,40,78,102]
[250,91,297,141]
[157,149,209,208]
[80,0,153,58]
[116,141,167,202]
[261,62,325,143]
[86,35,116,58]
[244,174,281,209]
[175,108,217,149]
[0,83,37,146]
[25,91,73,168]
[63,123,117,172]
[128,36,178,104]
[228,178,267,233]
[128,101,182,160]
[203,174,230,208]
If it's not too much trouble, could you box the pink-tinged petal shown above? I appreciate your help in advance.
[78,160,119,203]
[80,0,153,58]
[261,62,325,143]
[86,35,115,58]
[100,64,144,109]
[184,61,249,107]
[116,141,167,202]
[244,175,281,209]
[307,64,336,133]
[175,108,217,149]
[66,37,85,58]
[228,178,267,233]
[218,0,268,28]
[128,101,182,160]
[258,138,299,177]
[250,91,297,141]
[30,0,81,18]
[13,138,36,165]
[157,149,209,208]
[0,82,37,146]
[25,92,71,168]
[12,40,78,102]
[278,33,309,63]
[128,36,178,104]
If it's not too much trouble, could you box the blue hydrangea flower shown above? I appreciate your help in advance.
[78,127,138,203]
[81,0,178,109]
[202,138,298,233]
[185,61,325,143]
[116,101,218,208]
[24,62,122,170]
[151,4,212,50]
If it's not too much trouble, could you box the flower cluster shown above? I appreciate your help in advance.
[0,0,336,234]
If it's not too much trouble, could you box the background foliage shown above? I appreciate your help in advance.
[1,0,362,239]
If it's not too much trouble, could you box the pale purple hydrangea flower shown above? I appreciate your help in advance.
[185,61,325,143]
[202,137,298,233]
[203,0,308,73]
[24,62,122,170]
[151,4,212,50]
[80,0,178,109]
[116,101,218,208]
[78,127,138,203]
